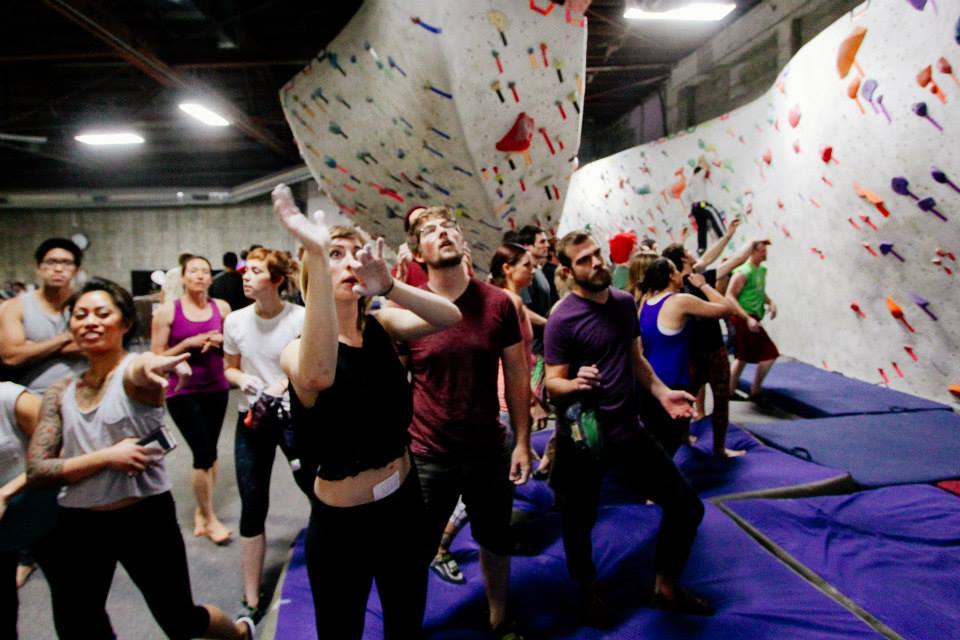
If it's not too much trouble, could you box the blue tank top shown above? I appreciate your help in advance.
[638,293,691,388]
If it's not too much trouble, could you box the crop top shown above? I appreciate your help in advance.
[289,315,411,481]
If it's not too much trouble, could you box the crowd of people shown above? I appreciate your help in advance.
[0,184,781,639]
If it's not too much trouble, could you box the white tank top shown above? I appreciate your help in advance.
[17,292,84,394]
[0,382,29,486]
[58,354,171,509]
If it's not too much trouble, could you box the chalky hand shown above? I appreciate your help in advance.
[271,183,330,254]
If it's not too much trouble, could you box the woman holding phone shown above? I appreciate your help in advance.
[26,278,253,640]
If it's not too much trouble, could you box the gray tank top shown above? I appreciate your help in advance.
[0,382,29,487]
[17,292,83,394]
[58,354,172,509]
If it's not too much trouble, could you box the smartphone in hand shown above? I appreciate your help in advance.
[137,427,177,456]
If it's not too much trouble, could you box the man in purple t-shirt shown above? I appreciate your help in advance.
[405,206,532,639]
[544,230,712,627]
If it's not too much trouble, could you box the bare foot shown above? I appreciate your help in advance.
[16,563,36,589]
[205,518,233,545]
[714,447,747,458]
[193,507,208,537]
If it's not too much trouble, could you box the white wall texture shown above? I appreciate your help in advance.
[560,1,959,403]
[279,0,588,270]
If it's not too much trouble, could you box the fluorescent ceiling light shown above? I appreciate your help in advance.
[179,102,231,127]
[624,2,736,21]
[74,132,145,145]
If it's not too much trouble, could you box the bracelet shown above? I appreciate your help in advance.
[381,279,396,297]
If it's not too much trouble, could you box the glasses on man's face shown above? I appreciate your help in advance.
[419,220,458,238]
[41,259,76,269]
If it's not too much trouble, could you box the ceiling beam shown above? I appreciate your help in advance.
[586,63,673,73]
[43,0,291,157]
[584,75,669,101]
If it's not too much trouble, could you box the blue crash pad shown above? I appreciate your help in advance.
[743,411,960,487]
[735,360,950,417]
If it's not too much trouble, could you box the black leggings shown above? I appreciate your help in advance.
[44,492,210,640]
[550,428,704,583]
[690,202,726,255]
[166,390,228,470]
[305,470,430,640]
[235,412,279,537]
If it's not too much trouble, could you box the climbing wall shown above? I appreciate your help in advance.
[279,0,586,269]
[560,1,959,404]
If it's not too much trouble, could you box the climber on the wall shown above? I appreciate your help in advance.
[687,156,727,256]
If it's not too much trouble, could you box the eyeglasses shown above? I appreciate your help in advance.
[40,259,76,268]
[419,220,459,238]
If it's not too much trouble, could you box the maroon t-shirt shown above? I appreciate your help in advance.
[406,279,522,459]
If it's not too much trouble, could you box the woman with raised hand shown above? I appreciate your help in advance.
[222,248,304,622]
[26,278,253,640]
[637,258,731,456]
[151,255,233,545]
[271,184,461,639]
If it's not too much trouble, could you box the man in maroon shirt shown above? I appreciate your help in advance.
[405,206,532,639]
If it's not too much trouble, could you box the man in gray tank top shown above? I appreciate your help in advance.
[0,238,85,394]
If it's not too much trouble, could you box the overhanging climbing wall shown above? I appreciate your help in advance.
[560,1,959,404]
[280,0,587,268]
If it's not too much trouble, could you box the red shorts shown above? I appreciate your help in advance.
[731,315,779,363]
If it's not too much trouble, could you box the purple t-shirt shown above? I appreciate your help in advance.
[544,287,642,443]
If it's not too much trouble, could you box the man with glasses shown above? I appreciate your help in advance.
[404,207,532,639]
[0,238,85,394]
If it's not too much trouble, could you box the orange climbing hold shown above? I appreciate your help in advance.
[886,297,915,333]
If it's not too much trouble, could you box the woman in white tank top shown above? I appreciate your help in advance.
[25,278,254,640]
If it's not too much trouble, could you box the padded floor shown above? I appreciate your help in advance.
[727,485,960,640]
[276,424,871,640]
[743,411,960,488]
[276,504,882,639]
[735,361,950,417]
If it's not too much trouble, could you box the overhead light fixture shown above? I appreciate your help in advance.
[75,132,145,145]
[179,102,231,127]
[624,2,736,21]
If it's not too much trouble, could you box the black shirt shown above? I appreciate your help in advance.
[684,269,724,352]
[289,316,411,481]
[209,271,250,311]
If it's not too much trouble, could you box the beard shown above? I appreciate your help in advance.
[574,267,612,292]
[426,251,464,270]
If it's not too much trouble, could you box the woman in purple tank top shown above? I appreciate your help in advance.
[637,258,731,456]
[151,255,233,545]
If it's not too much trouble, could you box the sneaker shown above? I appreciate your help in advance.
[430,553,466,585]
[238,594,266,625]
[651,587,715,616]
[491,618,525,640]
[236,615,256,640]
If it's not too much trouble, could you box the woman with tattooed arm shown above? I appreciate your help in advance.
[25,278,253,640]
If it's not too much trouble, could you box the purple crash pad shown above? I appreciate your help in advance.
[728,485,960,640]
[277,504,879,638]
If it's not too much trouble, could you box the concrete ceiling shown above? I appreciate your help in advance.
[0,0,761,193]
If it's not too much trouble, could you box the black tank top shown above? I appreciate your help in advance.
[289,315,412,481]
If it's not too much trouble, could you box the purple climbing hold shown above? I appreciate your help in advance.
[891,176,919,200]
[918,196,948,221]
[906,0,927,9]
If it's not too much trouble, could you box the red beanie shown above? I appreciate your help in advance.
[608,232,637,264]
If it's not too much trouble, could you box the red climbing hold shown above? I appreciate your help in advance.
[496,112,535,152]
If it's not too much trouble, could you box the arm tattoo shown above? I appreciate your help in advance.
[26,379,68,487]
